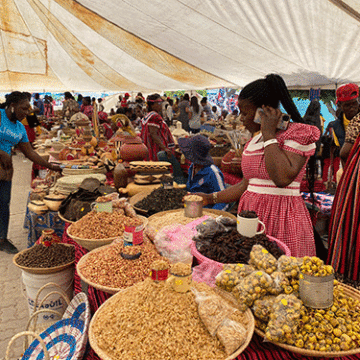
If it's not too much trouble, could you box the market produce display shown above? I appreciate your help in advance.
[77,237,167,291]
[14,243,75,268]
[134,187,187,215]
[90,278,252,360]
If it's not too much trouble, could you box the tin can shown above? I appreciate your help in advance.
[150,268,169,281]
[123,223,144,245]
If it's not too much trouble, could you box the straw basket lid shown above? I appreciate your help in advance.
[254,283,360,358]
[12,244,75,274]
[67,215,148,251]
[22,318,85,360]
[88,285,254,360]
[147,208,236,231]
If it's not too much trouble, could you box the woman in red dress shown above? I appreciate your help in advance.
[197,74,320,257]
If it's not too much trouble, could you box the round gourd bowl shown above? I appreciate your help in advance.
[43,193,66,212]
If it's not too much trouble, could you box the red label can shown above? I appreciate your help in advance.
[124,224,144,245]
[151,268,169,281]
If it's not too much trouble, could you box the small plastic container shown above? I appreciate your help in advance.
[299,272,334,309]
[184,200,203,218]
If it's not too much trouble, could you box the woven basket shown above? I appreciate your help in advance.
[191,235,291,268]
[12,244,75,274]
[62,167,106,176]
[77,244,122,295]
[147,208,237,231]
[254,283,360,358]
[129,189,154,216]
[89,285,254,360]
[57,211,75,224]
[67,215,148,251]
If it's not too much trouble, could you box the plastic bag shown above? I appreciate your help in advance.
[216,215,237,229]
[269,271,289,295]
[232,271,273,311]
[195,218,226,238]
[215,264,255,292]
[277,255,302,279]
[192,262,223,287]
[265,294,302,343]
[249,244,278,274]
[216,318,247,355]
[154,225,194,264]
[252,295,277,322]
[192,289,235,336]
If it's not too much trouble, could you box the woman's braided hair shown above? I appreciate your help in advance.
[238,74,304,123]
[0,91,29,109]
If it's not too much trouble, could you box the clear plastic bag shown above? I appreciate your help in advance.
[192,289,235,336]
[216,318,247,355]
[265,294,302,343]
[215,264,255,292]
[277,255,302,279]
[252,295,277,322]
[249,244,278,275]
[195,218,226,238]
[232,271,274,311]
[269,271,289,295]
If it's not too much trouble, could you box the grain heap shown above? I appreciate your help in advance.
[78,237,166,289]
[69,210,142,239]
[92,279,248,360]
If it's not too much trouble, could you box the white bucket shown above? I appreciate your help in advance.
[22,267,74,324]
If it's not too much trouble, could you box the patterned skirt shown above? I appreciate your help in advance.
[327,135,360,285]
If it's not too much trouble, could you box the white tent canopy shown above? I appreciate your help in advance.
[1,0,360,92]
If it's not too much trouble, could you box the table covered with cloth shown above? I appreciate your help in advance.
[24,208,65,247]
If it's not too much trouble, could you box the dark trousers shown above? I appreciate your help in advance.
[0,180,12,239]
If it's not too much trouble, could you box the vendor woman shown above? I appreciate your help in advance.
[195,74,320,258]
[178,135,228,211]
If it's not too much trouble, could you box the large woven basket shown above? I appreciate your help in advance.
[77,244,123,295]
[88,285,255,360]
[57,211,75,224]
[191,234,291,269]
[67,215,148,251]
[12,244,75,274]
[254,283,360,358]
[147,208,237,231]
[129,189,154,216]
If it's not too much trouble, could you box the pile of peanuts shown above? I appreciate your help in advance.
[69,210,143,239]
[171,262,192,276]
[184,194,203,202]
[78,236,168,289]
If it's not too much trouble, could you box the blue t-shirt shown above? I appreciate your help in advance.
[187,163,229,211]
[34,99,44,115]
[0,109,29,155]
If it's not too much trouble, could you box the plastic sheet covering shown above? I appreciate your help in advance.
[1,0,360,91]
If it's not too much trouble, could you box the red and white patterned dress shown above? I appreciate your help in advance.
[238,123,320,257]
[141,111,175,161]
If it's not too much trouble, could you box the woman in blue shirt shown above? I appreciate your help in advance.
[178,135,228,211]
[0,92,61,254]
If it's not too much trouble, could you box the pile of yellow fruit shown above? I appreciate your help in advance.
[300,256,334,277]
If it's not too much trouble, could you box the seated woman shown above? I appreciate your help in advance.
[178,135,228,211]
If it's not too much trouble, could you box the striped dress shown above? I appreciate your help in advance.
[327,134,360,285]
[238,123,320,257]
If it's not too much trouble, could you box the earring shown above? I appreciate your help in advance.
[11,107,14,113]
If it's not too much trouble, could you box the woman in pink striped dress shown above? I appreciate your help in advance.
[197,74,320,257]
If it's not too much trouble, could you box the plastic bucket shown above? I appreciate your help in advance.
[22,267,74,324]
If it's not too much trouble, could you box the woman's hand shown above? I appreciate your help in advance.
[0,150,12,170]
[49,164,62,172]
[192,192,213,206]
[260,106,282,141]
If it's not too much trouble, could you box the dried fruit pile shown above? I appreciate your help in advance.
[135,187,187,214]
[16,244,75,268]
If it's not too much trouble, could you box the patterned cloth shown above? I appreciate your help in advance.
[345,112,360,144]
[140,111,175,161]
[24,209,65,247]
[80,104,94,121]
[327,134,360,284]
[301,192,334,215]
[238,123,320,257]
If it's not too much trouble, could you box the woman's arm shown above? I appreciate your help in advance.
[148,126,172,156]
[340,142,353,167]
[261,106,307,188]
[17,142,61,171]
[195,178,249,206]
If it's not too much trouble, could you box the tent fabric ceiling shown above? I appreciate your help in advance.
[1,0,360,91]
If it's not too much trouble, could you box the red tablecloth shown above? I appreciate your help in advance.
[62,223,360,360]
